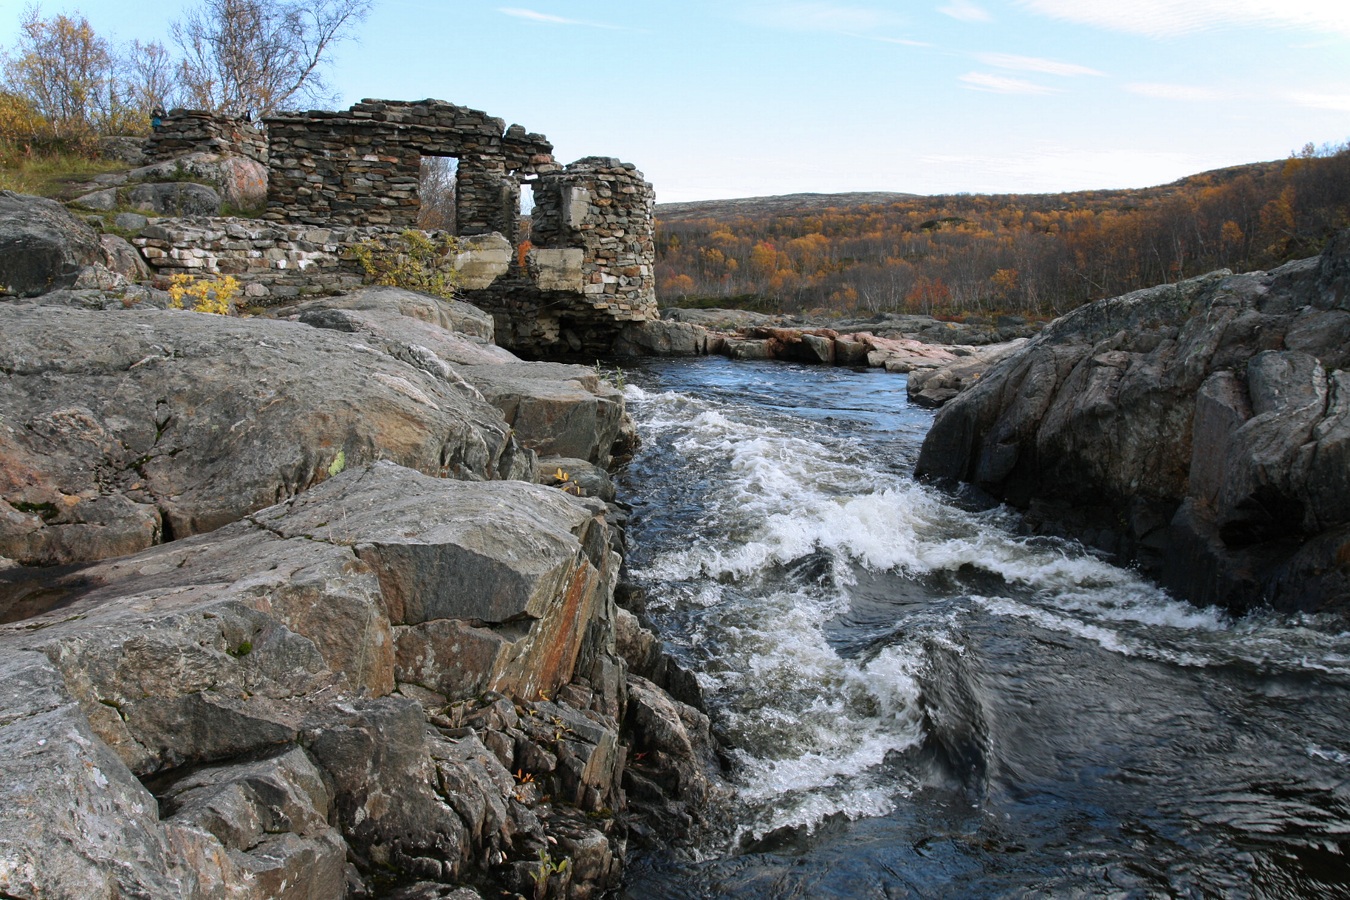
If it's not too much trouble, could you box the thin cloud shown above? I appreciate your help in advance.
[939,0,993,23]
[740,3,908,34]
[1014,0,1350,39]
[974,53,1103,77]
[959,72,1061,94]
[1126,82,1228,102]
[869,35,932,47]
[1288,91,1350,113]
[497,7,627,30]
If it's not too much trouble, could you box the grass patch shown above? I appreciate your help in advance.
[0,140,130,199]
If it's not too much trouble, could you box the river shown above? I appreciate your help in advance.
[614,356,1350,899]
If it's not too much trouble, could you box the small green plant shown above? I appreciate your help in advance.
[327,450,346,477]
[593,361,627,391]
[530,847,570,886]
[227,640,253,658]
[351,229,460,299]
[167,273,238,315]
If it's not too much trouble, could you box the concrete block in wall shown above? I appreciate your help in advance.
[529,248,585,293]
[453,232,513,289]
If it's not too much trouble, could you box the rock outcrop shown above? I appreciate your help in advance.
[0,462,629,898]
[0,279,724,897]
[0,191,125,297]
[0,302,529,566]
[916,231,1350,614]
[614,314,1025,401]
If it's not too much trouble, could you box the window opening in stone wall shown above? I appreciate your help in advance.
[418,156,458,232]
[518,180,535,243]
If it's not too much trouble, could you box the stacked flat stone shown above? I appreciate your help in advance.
[132,218,395,301]
[144,110,267,164]
[263,99,555,233]
[532,157,656,319]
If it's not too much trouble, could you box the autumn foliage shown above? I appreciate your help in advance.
[656,144,1350,318]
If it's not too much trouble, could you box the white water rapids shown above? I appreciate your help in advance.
[617,357,1350,899]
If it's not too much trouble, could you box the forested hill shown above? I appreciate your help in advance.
[657,192,921,221]
[653,148,1350,318]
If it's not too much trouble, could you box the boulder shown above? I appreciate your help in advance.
[0,651,194,898]
[907,338,1028,407]
[612,319,718,356]
[916,233,1350,613]
[279,285,497,342]
[283,290,629,466]
[158,746,348,898]
[100,233,151,282]
[71,187,119,211]
[724,338,773,360]
[99,135,147,166]
[251,462,614,702]
[0,191,106,297]
[129,152,267,209]
[537,456,617,503]
[0,304,529,566]
[128,182,223,217]
[464,362,627,467]
[114,211,150,233]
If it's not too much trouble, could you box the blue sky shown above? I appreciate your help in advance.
[5,1,1349,201]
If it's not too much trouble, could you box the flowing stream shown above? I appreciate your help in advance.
[614,356,1350,899]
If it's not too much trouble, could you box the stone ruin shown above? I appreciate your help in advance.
[143,109,268,165]
[134,100,658,356]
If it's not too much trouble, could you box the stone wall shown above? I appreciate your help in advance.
[144,109,267,164]
[263,99,554,233]
[130,218,513,304]
[469,157,659,355]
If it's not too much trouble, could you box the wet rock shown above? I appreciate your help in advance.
[622,675,726,845]
[612,319,721,356]
[724,338,773,359]
[537,457,617,503]
[917,231,1350,613]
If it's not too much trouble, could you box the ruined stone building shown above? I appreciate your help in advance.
[136,101,658,356]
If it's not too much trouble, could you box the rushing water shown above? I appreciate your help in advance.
[614,356,1350,900]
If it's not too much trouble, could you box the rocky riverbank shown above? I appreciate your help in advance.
[612,308,1034,407]
[0,193,727,898]
[916,230,1350,615]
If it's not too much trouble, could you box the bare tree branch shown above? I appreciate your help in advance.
[172,0,373,117]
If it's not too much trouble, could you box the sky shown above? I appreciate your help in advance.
[4,0,1349,202]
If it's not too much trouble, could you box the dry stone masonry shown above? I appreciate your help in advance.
[130,99,657,354]
[263,99,554,236]
[144,109,267,165]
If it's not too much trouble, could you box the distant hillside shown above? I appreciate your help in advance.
[654,153,1350,317]
[658,192,921,222]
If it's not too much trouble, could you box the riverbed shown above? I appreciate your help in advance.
[616,356,1350,899]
